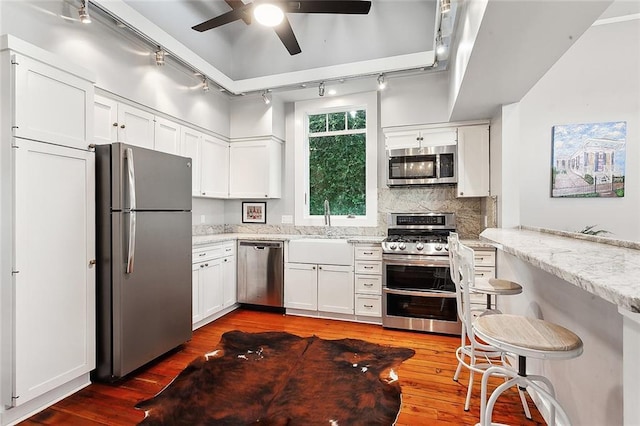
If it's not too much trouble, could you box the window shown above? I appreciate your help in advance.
[294,92,378,227]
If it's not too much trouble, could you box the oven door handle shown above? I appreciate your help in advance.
[383,287,457,298]
[382,256,450,268]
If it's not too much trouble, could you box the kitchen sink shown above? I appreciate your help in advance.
[288,239,353,265]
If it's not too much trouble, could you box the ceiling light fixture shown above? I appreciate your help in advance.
[318,81,325,97]
[202,77,210,92]
[377,74,387,90]
[254,3,284,27]
[440,0,451,14]
[262,90,272,105]
[155,48,165,66]
[78,0,91,24]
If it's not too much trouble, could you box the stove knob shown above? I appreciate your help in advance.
[444,244,449,251]
[398,242,406,250]
[389,243,397,250]
[434,244,443,251]
[415,242,424,251]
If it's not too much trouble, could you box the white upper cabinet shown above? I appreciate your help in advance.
[200,134,229,198]
[154,116,181,155]
[384,126,457,150]
[229,138,282,199]
[457,124,490,197]
[94,95,154,149]
[182,127,229,198]
[13,53,94,150]
[116,103,155,149]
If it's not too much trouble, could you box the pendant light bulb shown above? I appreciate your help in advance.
[78,0,91,24]
[254,4,284,27]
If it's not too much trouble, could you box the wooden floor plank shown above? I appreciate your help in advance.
[18,309,545,425]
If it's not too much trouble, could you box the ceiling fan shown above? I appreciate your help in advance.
[192,1,372,56]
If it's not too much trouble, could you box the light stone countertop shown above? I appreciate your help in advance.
[480,227,640,313]
[192,233,385,247]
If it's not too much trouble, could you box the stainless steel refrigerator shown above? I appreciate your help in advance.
[94,143,192,381]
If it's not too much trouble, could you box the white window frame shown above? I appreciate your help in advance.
[294,91,378,227]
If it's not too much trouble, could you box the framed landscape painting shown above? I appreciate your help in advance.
[551,121,626,198]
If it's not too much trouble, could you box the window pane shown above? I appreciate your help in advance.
[328,112,346,131]
[309,134,366,216]
[308,114,326,133]
[347,109,366,130]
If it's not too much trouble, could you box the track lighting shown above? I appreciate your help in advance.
[155,48,165,66]
[435,31,447,57]
[202,77,210,92]
[440,0,451,14]
[78,0,91,24]
[377,74,387,90]
[262,90,272,105]
[318,81,325,97]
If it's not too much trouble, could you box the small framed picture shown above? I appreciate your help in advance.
[242,202,267,224]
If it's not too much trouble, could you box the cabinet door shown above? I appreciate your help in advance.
[12,54,94,150]
[13,139,95,406]
[154,117,181,155]
[222,255,237,307]
[229,139,282,199]
[201,135,229,198]
[317,265,354,314]
[192,264,203,325]
[117,104,155,149]
[201,259,224,317]
[94,95,118,144]
[284,263,318,311]
[384,130,421,150]
[457,125,490,197]
[181,127,202,197]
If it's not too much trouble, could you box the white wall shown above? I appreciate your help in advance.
[509,18,640,240]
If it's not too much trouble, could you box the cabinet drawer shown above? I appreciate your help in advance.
[474,250,495,267]
[355,295,382,317]
[222,241,236,256]
[475,267,495,280]
[193,245,224,262]
[355,275,382,295]
[355,261,382,275]
[354,246,382,261]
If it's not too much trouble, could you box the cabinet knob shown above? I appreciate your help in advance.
[224,259,228,262]
[200,264,204,268]
[312,266,316,270]
[459,192,464,196]
[264,194,268,198]
[120,124,126,129]
[318,266,322,270]
[112,122,118,127]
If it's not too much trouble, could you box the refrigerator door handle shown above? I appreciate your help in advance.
[125,148,137,210]
[125,148,137,274]
[127,212,136,274]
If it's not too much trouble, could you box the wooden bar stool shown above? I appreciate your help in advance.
[450,239,530,416]
[473,278,523,310]
[473,314,584,426]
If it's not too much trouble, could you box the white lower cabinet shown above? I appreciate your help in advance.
[353,244,383,321]
[192,242,237,329]
[470,248,497,309]
[284,263,353,314]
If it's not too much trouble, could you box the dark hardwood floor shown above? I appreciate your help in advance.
[21,309,544,425]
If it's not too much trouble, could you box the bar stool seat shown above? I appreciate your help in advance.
[473,314,583,426]
[472,278,523,310]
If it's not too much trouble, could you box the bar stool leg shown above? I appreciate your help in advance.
[516,355,532,420]
[465,353,477,411]
[478,365,518,426]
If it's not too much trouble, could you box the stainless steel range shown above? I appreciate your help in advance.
[382,213,461,335]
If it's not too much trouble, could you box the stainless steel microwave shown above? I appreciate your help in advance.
[387,145,457,186]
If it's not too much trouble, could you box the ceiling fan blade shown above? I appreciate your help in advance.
[224,0,252,25]
[284,1,372,14]
[192,6,252,32]
[273,16,301,55]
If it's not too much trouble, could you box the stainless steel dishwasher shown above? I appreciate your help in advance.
[237,241,284,307]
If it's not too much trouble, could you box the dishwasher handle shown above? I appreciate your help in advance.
[239,241,283,249]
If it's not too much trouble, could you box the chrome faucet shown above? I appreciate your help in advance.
[323,199,331,227]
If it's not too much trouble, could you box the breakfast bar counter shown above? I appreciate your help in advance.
[480,227,640,426]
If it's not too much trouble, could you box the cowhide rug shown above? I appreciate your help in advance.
[136,330,415,425]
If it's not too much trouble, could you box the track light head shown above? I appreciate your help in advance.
[377,74,387,90]
[202,78,210,92]
[319,81,325,97]
[262,90,272,105]
[155,48,165,66]
[78,0,91,24]
[441,0,451,14]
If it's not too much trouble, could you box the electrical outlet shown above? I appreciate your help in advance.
[200,215,206,224]
[281,215,293,224]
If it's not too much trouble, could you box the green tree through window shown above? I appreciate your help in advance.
[307,110,366,216]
